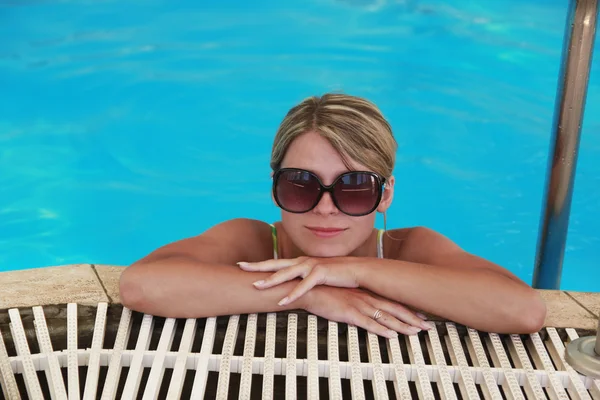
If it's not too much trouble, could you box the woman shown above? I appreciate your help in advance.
[119,93,546,337]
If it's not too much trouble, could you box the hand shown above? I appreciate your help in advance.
[302,286,431,338]
[238,256,358,306]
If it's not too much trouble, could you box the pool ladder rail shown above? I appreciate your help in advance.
[0,303,599,399]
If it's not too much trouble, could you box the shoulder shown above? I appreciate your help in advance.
[136,218,276,265]
[392,226,526,284]
[203,217,274,239]
[390,226,462,262]
[198,218,276,255]
[380,227,411,259]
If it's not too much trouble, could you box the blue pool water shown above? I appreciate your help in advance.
[1,1,598,291]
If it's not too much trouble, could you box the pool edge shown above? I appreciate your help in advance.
[0,264,598,330]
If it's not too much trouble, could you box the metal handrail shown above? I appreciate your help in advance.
[532,0,599,289]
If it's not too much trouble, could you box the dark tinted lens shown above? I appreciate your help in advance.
[333,172,380,215]
[275,170,321,212]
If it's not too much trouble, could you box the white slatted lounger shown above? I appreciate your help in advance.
[0,303,598,399]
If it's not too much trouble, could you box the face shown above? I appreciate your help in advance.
[274,131,395,257]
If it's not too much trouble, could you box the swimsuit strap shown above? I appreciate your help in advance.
[269,223,279,259]
[377,229,384,258]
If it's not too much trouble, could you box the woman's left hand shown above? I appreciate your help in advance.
[237,256,360,306]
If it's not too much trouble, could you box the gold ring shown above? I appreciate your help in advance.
[373,309,383,320]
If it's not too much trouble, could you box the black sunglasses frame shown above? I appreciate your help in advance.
[272,168,387,217]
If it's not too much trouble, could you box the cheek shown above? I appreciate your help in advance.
[280,211,303,227]
[280,213,308,240]
[351,213,376,229]
[354,217,378,244]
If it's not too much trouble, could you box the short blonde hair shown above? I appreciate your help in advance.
[270,93,397,177]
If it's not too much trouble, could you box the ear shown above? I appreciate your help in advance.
[377,175,394,213]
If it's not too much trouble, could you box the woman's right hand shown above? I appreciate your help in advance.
[299,285,432,338]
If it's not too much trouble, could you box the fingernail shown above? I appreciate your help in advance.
[408,327,422,335]
[237,261,249,267]
[386,330,398,338]
[417,313,427,320]
[422,321,434,330]
[278,297,289,306]
[253,280,264,287]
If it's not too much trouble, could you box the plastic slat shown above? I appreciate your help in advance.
[406,332,435,399]
[166,318,197,400]
[32,306,68,400]
[505,334,547,399]
[565,328,580,342]
[83,302,108,400]
[485,333,525,400]
[238,313,258,400]
[445,323,480,400]
[285,313,298,400]
[465,328,503,400]
[589,376,600,398]
[261,313,277,399]
[215,315,240,399]
[366,332,389,399]
[122,314,155,398]
[8,308,44,399]
[100,306,133,400]
[4,301,600,400]
[386,335,411,399]
[347,325,365,400]
[142,317,176,400]
[544,327,591,400]
[306,315,320,399]
[327,321,343,400]
[425,324,458,400]
[0,328,20,400]
[66,303,80,400]
[189,316,217,399]
[526,332,569,400]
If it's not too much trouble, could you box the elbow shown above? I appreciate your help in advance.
[119,265,146,310]
[517,291,547,334]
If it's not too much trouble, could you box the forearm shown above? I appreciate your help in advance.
[119,256,303,318]
[356,258,546,333]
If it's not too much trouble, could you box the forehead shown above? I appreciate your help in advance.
[280,131,368,179]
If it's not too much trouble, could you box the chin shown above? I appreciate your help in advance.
[300,242,349,258]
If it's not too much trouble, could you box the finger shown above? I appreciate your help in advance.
[348,311,399,339]
[377,302,433,331]
[358,303,422,336]
[373,309,423,336]
[278,268,327,305]
[253,264,310,289]
[358,291,431,329]
[237,257,301,272]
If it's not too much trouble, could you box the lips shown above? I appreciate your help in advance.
[306,226,347,238]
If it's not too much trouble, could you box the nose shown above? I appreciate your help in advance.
[312,191,339,216]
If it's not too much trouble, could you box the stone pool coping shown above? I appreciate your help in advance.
[0,264,598,330]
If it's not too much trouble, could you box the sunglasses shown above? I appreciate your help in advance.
[272,168,386,216]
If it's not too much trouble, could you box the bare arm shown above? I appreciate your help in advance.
[119,218,307,318]
[356,227,547,333]
[120,219,430,337]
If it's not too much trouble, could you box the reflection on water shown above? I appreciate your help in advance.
[0,0,598,291]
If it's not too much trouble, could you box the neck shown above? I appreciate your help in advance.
[349,228,380,258]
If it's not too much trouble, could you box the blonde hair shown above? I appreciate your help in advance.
[270,93,397,177]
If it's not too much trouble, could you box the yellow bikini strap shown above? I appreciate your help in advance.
[269,223,279,259]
